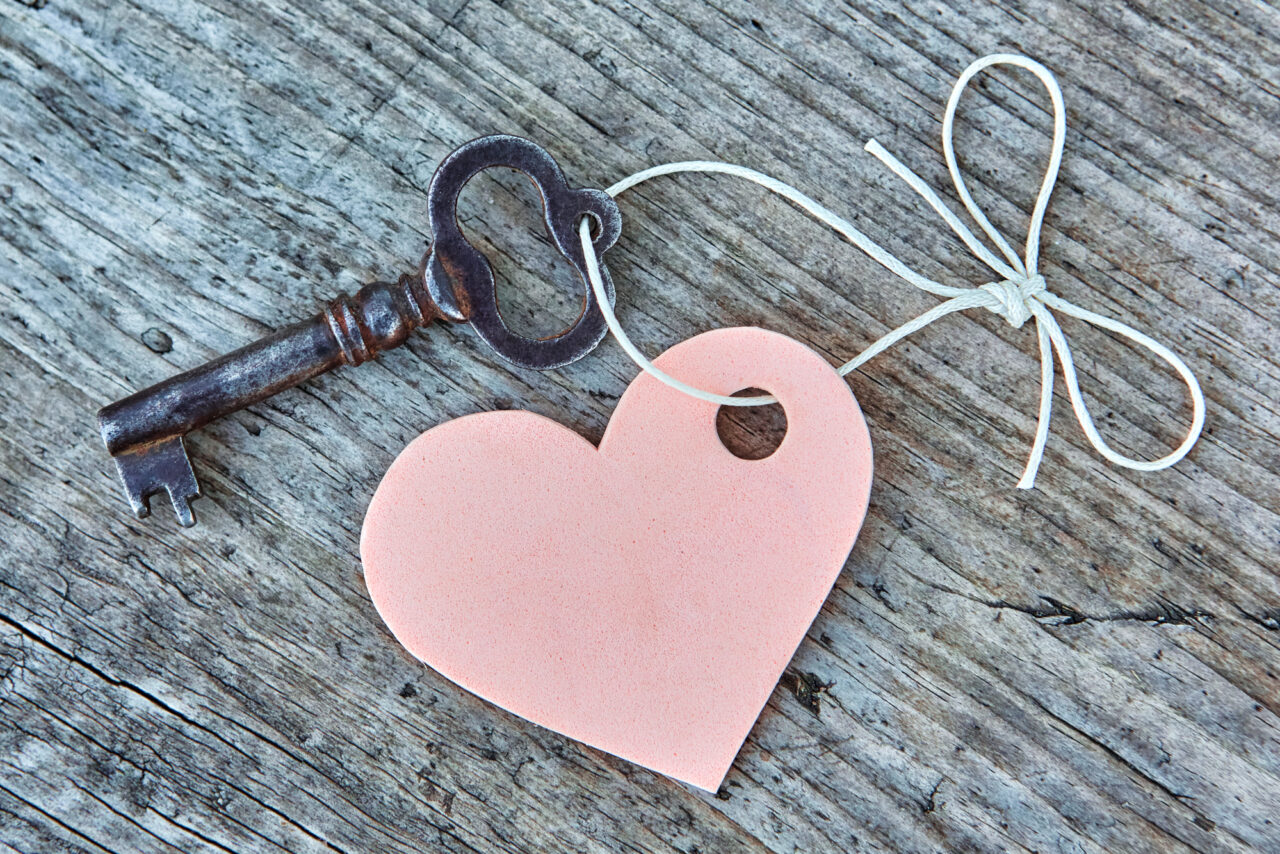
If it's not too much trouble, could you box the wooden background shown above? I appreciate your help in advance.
[2,0,1278,851]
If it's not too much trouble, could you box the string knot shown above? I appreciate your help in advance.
[980,274,1045,328]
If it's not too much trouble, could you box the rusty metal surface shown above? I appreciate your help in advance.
[96,134,621,526]
[426,134,621,367]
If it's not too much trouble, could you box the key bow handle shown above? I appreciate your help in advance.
[424,134,622,370]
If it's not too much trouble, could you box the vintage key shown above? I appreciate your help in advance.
[98,135,622,526]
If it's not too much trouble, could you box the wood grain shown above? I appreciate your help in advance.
[1,1,1277,851]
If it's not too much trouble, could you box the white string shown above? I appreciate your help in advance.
[580,53,1206,489]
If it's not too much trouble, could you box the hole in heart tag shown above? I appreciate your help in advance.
[361,327,873,791]
[716,387,788,460]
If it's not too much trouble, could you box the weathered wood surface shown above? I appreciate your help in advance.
[1,0,1278,851]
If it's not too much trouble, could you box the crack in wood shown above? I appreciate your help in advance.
[780,670,835,717]
[983,597,1215,627]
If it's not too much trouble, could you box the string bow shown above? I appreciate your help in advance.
[582,53,1206,488]
[854,53,1205,486]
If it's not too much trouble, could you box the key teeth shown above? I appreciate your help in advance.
[169,490,197,528]
[131,496,151,520]
[111,436,202,527]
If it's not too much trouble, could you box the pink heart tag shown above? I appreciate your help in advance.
[361,327,873,790]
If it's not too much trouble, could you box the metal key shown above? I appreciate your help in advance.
[98,135,621,526]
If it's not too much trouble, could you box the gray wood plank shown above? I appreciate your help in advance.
[1,0,1277,851]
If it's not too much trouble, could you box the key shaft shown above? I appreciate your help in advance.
[99,271,439,524]
[100,272,435,457]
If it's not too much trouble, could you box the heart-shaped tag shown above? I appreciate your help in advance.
[361,327,872,790]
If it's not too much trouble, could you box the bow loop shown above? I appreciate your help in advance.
[942,54,1067,280]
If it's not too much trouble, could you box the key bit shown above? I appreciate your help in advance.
[111,437,200,527]
[98,135,622,526]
